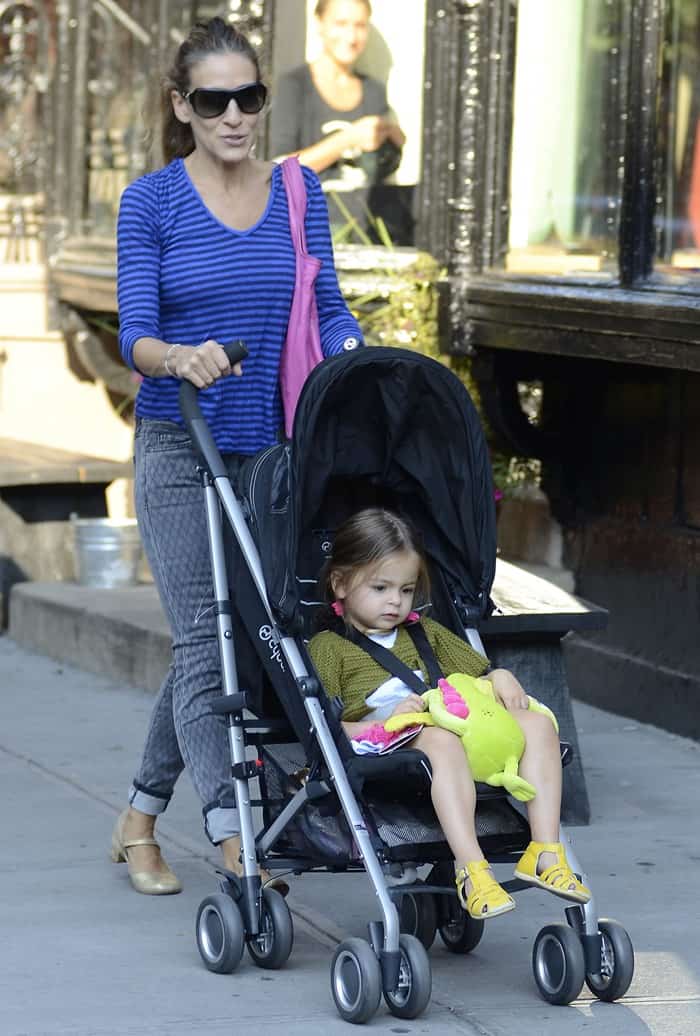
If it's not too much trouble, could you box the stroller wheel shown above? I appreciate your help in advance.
[585,919,635,1002]
[196,893,245,974]
[246,887,294,970]
[437,901,484,954]
[383,934,432,1020]
[532,923,586,1005]
[399,889,437,950]
[330,937,382,1024]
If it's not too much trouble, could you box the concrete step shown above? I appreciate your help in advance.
[8,558,585,694]
[500,557,575,593]
[9,581,169,692]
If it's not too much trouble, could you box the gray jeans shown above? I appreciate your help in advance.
[129,418,246,844]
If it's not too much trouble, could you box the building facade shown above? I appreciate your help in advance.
[3,0,699,735]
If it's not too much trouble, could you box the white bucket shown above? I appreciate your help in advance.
[72,517,143,588]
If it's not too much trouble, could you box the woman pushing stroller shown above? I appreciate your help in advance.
[308,508,591,921]
[112,16,362,894]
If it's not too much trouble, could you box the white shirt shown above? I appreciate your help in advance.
[363,629,423,721]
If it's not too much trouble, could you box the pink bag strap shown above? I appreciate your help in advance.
[281,156,308,254]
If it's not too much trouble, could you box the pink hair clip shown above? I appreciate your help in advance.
[331,600,345,617]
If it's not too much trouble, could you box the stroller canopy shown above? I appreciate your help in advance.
[249,347,497,627]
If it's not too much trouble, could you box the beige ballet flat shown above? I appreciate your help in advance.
[110,809,182,895]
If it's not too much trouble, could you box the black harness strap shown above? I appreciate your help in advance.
[346,626,427,693]
[403,621,445,689]
[344,621,445,693]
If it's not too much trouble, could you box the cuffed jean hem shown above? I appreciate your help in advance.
[203,806,240,845]
[129,783,170,817]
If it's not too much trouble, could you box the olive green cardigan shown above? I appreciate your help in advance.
[307,617,489,721]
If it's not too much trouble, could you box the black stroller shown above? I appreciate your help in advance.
[181,345,634,1023]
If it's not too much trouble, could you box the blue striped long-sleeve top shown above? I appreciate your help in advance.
[117,158,362,454]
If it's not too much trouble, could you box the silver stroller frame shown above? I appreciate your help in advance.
[199,413,412,991]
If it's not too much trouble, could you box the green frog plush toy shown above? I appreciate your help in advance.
[384,674,558,802]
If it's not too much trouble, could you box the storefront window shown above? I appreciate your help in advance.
[655,0,700,277]
[503,0,624,278]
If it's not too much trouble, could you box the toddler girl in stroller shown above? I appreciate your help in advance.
[309,507,591,920]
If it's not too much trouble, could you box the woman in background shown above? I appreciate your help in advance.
[270,0,412,244]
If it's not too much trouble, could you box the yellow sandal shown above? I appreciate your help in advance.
[456,860,515,920]
[514,841,591,903]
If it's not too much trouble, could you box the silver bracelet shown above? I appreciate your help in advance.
[164,344,179,378]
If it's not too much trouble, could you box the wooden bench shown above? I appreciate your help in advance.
[479,559,608,826]
[0,438,131,624]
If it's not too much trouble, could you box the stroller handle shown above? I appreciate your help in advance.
[179,340,249,478]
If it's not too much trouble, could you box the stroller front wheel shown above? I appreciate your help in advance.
[585,919,635,1002]
[196,893,245,974]
[246,887,294,970]
[532,923,586,1005]
[330,938,382,1024]
[383,934,432,1020]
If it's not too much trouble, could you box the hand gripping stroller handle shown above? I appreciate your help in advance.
[178,341,249,478]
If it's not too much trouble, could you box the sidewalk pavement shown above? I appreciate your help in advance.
[1,632,699,1036]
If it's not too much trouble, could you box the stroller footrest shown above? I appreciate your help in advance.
[346,749,432,783]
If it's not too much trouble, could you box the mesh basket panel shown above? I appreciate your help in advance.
[261,744,527,862]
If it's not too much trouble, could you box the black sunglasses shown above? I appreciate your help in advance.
[182,82,267,119]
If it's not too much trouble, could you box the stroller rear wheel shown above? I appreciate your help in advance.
[246,887,294,970]
[399,889,437,949]
[585,919,635,1002]
[383,934,432,1020]
[437,900,484,954]
[330,937,382,1024]
[196,893,245,974]
[532,923,586,1005]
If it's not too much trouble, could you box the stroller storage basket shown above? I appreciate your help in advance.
[260,743,530,868]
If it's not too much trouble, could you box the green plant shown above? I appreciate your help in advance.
[328,190,394,248]
[342,252,445,358]
[489,453,542,498]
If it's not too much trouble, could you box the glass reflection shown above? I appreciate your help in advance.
[268,0,424,247]
[503,0,624,278]
[656,0,700,275]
